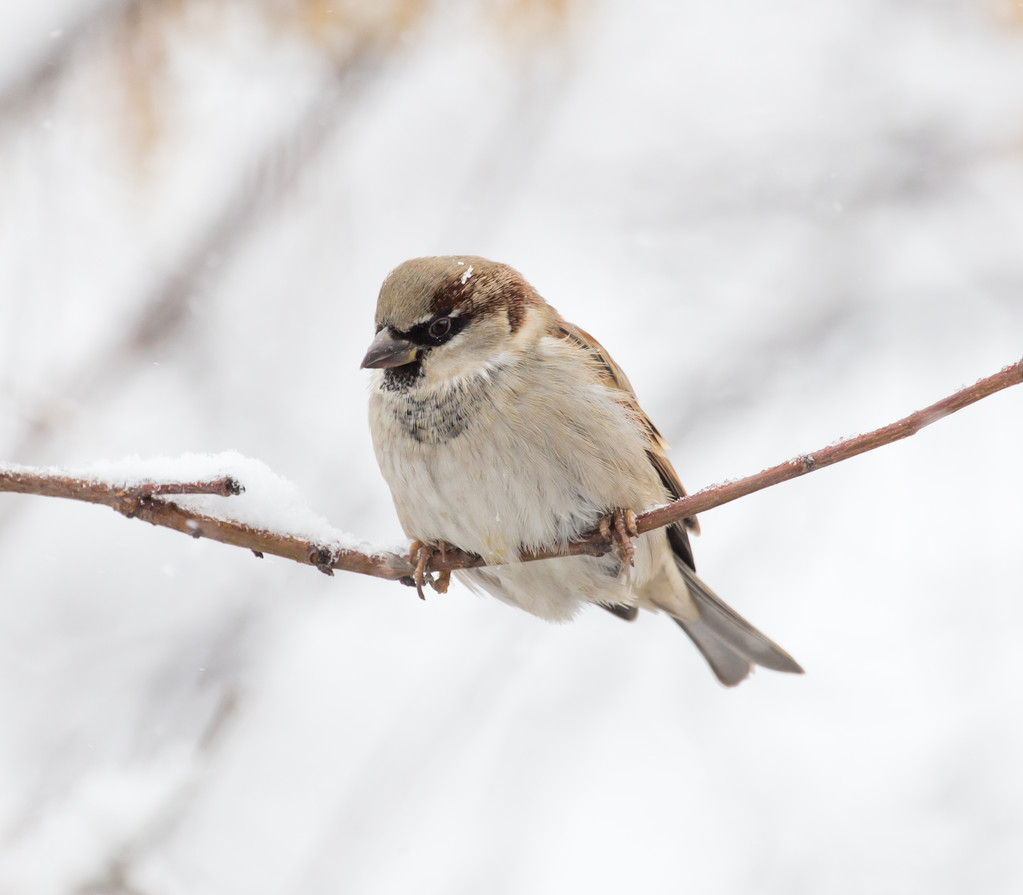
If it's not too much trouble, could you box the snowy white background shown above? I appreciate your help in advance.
[2,1,1023,892]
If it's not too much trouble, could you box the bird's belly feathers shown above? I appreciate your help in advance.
[369,364,678,620]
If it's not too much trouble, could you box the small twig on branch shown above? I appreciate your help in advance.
[1,358,1020,583]
[0,471,242,505]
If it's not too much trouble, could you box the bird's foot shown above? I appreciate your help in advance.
[404,540,453,599]
[599,508,639,567]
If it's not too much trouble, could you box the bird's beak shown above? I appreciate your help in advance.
[360,328,418,369]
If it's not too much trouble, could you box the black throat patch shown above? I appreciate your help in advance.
[380,366,500,444]
[381,359,425,392]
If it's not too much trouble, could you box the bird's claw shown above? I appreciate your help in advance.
[408,540,452,599]
[599,508,639,567]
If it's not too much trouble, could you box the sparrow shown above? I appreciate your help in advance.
[362,256,802,686]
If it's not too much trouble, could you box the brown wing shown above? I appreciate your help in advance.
[553,319,700,571]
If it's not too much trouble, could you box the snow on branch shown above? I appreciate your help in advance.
[2,359,1021,587]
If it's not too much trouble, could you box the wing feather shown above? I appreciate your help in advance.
[552,319,699,570]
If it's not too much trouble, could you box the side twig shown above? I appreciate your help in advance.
[1,358,1020,582]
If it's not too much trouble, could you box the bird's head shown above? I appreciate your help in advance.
[361,255,542,388]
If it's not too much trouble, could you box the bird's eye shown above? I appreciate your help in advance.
[428,317,453,340]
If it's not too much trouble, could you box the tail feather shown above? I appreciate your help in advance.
[674,566,804,687]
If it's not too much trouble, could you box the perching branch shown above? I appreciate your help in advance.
[2,358,1021,583]
[0,468,412,580]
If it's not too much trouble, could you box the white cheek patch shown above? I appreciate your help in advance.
[427,342,487,384]
[422,314,506,383]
